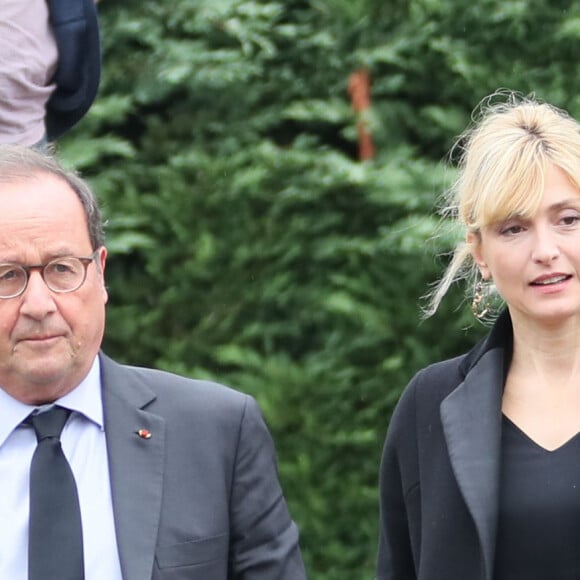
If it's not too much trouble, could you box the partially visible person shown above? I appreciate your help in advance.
[0,0,101,148]
[0,144,307,579]
[376,92,580,580]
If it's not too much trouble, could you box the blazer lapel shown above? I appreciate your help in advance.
[440,347,505,580]
[100,355,166,580]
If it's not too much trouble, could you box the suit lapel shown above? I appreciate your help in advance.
[100,355,166,580]
[440,347,505,580]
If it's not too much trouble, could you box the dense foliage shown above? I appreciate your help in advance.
[59,1,580,577]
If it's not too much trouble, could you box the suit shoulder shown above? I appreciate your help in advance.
[102,355,255,421]
[133,364,246,399]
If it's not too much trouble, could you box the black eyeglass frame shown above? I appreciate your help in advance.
[0,250,100,299]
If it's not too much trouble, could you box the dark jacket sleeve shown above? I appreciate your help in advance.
[376,373,422,580]
[46,0,101,140]
[229,396,307,579]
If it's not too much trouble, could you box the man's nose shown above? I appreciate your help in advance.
[19,271,57,319]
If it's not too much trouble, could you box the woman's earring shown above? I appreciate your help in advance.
[471,281,489,320]
[471,278,503,323]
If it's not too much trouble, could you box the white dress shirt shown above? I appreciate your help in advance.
[0,356,124,579]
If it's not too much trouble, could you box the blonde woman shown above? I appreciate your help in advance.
[376,92,580,580]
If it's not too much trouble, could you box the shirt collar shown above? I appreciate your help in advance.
[0,356,103,448]
[58,356,103,429]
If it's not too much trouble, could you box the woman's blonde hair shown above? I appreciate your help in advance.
[424,90,580,317]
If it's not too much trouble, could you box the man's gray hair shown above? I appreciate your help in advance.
[0,145,105,249]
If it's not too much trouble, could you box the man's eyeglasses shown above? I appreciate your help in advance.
[0,252,99,299]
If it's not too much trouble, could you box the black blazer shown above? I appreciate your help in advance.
[377,311,514,580]
[46,0,101,141]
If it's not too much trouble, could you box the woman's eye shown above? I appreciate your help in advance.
[500,224,524,235]
[560,214,580,226]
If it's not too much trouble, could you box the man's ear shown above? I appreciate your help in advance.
[96,246,109,304]
[466,231,491,280]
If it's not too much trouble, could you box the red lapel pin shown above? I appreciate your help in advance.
[136,429,152,439]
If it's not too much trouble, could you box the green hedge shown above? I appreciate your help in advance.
[59,1,579,577]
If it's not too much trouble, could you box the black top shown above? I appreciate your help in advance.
[494,415,580,579]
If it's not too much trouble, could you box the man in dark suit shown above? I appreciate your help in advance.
[0,144,307,579]
[0,0,100,147]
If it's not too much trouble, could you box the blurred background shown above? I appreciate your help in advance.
[58,1,580,577]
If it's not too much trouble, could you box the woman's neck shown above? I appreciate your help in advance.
[509,311,580,387]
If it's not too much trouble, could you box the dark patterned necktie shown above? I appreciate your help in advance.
[27,406,84,580]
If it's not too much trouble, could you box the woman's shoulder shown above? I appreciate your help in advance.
[388,354,468,430]
[409,353,468,398]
